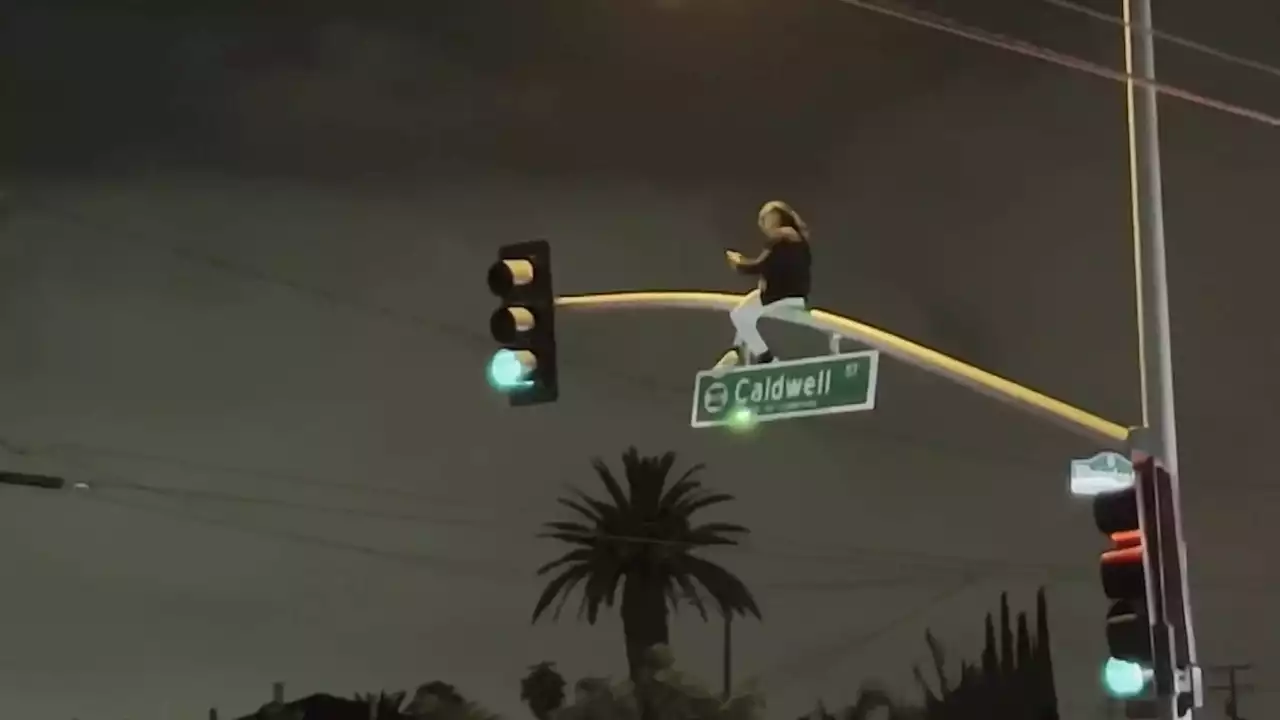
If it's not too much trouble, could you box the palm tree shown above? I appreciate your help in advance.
[531,447,762,682]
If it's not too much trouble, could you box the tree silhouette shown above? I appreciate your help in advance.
[522,662,568,720]
[812,589,1059,719]
[910,589,1059,720]
[531,447,761,682]
[236,685,498,720]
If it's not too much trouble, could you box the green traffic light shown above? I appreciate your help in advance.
[1103,657,1151,698]
[487,350,534,392]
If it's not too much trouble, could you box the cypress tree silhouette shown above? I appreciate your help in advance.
[998,593,1015,718]
[1034,588,1060,720]
[1015,610,1034,715]
[908,588,1060,720]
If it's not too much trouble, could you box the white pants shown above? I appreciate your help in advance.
[730,289,806,356]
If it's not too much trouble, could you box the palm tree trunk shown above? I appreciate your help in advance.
[621,574,669,720]
[621,574,670,681]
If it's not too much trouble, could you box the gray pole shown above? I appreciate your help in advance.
[721,612,733,701]
[1121,0,1198,716]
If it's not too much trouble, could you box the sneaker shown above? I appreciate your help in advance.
[713,348,741,370]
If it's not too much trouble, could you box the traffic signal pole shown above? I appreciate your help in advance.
[1122,0,1199,715]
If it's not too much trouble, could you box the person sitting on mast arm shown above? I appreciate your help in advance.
[716,200,812,368]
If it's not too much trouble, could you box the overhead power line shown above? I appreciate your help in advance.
[12,441,1280,597]
[14,199,1089,485]
[833,0,1280,128]
[5,439,1087,581]
[1037,0,1280,83]
[765,575,984,684]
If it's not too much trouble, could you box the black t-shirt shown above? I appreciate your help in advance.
[751,239,811,304]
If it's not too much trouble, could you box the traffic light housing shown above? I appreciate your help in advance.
[1094,456,1158,698]
[485,240,558,405]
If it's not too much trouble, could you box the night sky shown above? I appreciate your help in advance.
[3,1,1280,718]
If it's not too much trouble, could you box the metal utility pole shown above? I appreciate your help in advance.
[721,612,733,700]
[1206,664,1253,720]
[1121,0,1199,715]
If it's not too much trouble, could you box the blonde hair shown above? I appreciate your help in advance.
[757,200,809,241]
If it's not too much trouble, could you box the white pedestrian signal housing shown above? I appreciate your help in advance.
[485,240,558,406]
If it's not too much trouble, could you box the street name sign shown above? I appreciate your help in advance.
[1069,451,1135,496]
[690,350,880,428]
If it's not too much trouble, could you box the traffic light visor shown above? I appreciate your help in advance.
[487,349,537,391]
[487,259,535,296]
[1094,487,1139,536]
[1105,599,1152,660]
[490,306,535,344]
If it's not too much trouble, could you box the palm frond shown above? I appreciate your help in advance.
[552,571,590,621]
[679,554,762,619]
[673,491,736,517]
[591,457,632,514]
[681,532,742,548]
[621,447,672,512]
[561,492,617,524]
[536,547,595,575]
[543,520,595,535]
[579,561,625,623]
[651,451,678,487]
[557,496,603,523]
[571,487,624,523]
[658,464,707,510]
[672,572,710,620]
[537,531,599,548]
[532,564,592,622]
[689,521,749,535]
[687,521,750,541]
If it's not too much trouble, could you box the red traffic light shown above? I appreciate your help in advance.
[1101,529,1147,598]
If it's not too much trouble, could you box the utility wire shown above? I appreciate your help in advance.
[13,200,1085,486]
[10,440,1077,580]
[7,434,1078,576]
[9,440,1280,611]
[52,456,984,597]
[57,456,1280,594]
[74,489,529,583]
[832,0,1280,128]
[36,438,502,509]
[9,433,1280,593]
[765,574,984,684]
[1036,0,1280,83]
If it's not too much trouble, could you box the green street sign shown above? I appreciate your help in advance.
[690,350,880,428]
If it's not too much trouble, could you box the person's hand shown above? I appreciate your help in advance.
[725,249,743,266]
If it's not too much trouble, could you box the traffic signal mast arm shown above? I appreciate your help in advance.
[556,290,1128,445]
